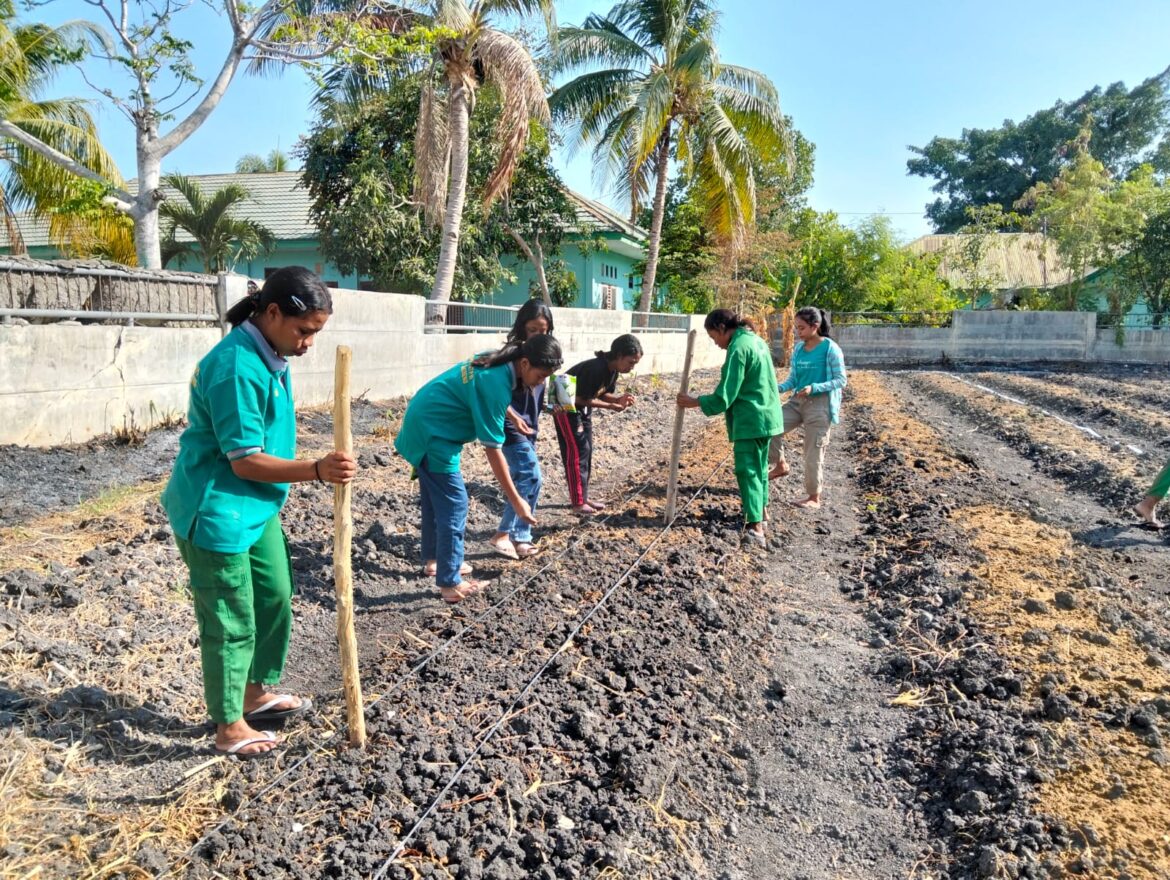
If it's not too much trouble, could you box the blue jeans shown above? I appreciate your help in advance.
[498,441,542,544]
[417,457,469,588]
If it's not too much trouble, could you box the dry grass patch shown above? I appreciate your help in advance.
[955,504,1170,880]
[848,372,971,474]
[0,479,165,576]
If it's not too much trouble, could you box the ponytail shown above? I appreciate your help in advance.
[703,308,755,333]
[473,333,563,370]
[225,266,333,327]
[596,333,642,361]
[795,306,831,338]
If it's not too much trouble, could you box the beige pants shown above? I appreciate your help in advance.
[769,395,833,497]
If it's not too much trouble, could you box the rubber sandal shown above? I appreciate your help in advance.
[487,537,520,560]
[514,542,541,558]
[215,730,280,759]
[441,579,489,605]
[242,695,313,722]
[423,561,474,577]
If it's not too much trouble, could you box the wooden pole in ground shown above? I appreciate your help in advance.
[332,345,366,748]
[664,329,698,524]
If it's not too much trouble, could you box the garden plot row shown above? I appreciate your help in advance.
[843,371,1170,880]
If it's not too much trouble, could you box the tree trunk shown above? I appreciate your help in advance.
[428,73,472,326]
[133,143,164,269]
[637,128,672,326]
[505,226,550,306]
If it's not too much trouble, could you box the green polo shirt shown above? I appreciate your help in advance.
[698,328,783,441]
[161,322,296,553]
[394,359,515,473]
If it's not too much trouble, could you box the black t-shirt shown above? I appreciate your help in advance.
[568,355,617,416]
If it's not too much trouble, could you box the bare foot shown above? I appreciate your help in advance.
[571,504,599,516]
[768,463,790,480]
[1134,498,1164,528]
[585,498,607,510]
[790,497,821,510]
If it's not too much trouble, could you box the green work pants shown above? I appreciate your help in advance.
[175,516,293,724]
[734,437,771,525]
[1149,459,1170,500]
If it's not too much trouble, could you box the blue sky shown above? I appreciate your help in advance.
[39,0,1170,242]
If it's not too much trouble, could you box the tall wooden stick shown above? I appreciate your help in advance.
[664,329,698,524]
[332,345,366,749]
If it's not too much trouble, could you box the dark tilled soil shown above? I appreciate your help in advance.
[7,364,1170,880]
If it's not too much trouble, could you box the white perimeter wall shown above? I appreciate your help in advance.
[826,310,1170,368]
[0,287,723,447]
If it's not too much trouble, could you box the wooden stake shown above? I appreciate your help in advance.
[332,345,366,748]
[664,329,698,524]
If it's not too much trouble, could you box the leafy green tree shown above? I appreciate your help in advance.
[1018,127,1115,309]
[551,0,788,314]
[950,204,1020,306]
[769,211,957,316]
[529,259,579,307]
[236,149,291,173]
[0,0,422,268]
[158,173,275,273]
[1099,166,1170,324]
[494,126,578,305]
[300,76,570,301]
[909,69,1170,232]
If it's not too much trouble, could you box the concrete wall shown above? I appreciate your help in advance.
[818,310,1170,368]
[0,286,721,447]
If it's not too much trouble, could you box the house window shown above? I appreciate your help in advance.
[324,281,339,288]
[358,280,379,291]
[601,263,620,280]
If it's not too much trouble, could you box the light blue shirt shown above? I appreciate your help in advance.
[778,338,848,424]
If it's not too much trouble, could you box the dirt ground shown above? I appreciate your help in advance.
[2,363,1170,880]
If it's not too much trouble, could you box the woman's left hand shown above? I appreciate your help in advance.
[676,393,700,409]
[795,386,812,398]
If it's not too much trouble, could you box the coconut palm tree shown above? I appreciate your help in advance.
[159,173,275,273]
[0,0,122,256]
[551,0,788,314]
[411,0,554,321]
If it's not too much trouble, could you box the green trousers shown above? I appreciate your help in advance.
[733,437,771,524]
[1149,459,1170,500]
[175,516,293,724]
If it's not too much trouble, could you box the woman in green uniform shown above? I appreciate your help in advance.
[162,266,357,758]
[395,335,563,603]
[677,309,783,546]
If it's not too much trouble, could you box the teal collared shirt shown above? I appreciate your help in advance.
[394,358,516,473]
[161,322,296,553]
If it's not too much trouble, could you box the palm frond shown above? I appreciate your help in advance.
[553,23,651,74]
[414,70,450,226]
[474,27,549,206]
[629,67,674,168]
[549,67,636,149]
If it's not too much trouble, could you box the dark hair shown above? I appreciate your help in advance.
[507,300,555,345]
[595,333,642,360]
[473,333,563,370]
[795,306,831,338]
[225,266,333,327]
[704,308,755,333]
